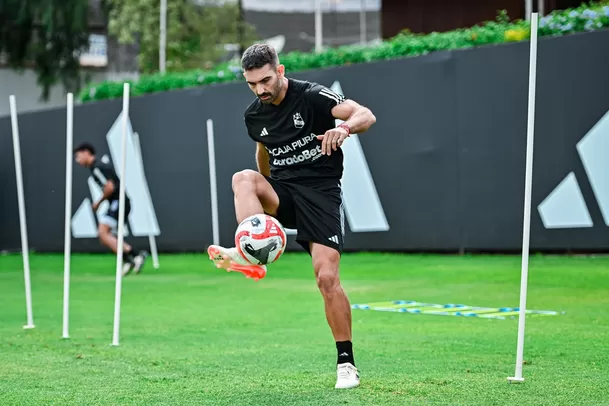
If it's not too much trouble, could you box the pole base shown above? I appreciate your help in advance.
[23,324,35,329]
[508,376,525,384]
[110,343,120,347]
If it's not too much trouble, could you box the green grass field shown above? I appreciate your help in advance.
[1,252,608,405]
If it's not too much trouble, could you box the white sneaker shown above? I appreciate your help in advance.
[122,261,134,276]
[133,251,149,274]
[335,363,360,389]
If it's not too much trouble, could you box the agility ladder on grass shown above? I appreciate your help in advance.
[351,300,563,320]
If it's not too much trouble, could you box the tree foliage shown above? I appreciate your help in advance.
[0,0,90,100]
[107,0,258,74]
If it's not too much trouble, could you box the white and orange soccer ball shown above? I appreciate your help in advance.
[235,214,287,265]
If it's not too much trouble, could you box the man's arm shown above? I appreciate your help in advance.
[256,142,271,177]
[306,84,376,155]
[330,99,376,134]
[92,180,115,211]
[317,99,376,155]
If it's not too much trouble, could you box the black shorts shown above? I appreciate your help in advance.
[265,177,345,255]
[99,199,131,229]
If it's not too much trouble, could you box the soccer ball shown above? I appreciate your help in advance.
[235,214,287,265]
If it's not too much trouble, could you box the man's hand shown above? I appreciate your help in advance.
[317,127,349,156]
[93,181,114,213]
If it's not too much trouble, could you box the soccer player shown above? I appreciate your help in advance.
[74,143,147,275]
[208,44,376,389]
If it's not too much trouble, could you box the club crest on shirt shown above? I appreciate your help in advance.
[293,113,305,129]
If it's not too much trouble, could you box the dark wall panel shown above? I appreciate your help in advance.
[527,31,609,251]
[455,31,609,251]
[454,36,531,251]
[0,114,19,251]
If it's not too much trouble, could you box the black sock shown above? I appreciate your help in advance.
[123,250,136,263]
[336,341,355,366]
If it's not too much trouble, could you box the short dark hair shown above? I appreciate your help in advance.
[241,44,279,71]
[74,142,95,155]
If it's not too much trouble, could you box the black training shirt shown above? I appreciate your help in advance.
[89,159,125,202]
[244,78,346,182]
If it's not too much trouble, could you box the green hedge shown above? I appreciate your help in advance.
[79,2,609,103]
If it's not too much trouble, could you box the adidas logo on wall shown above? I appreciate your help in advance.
[71,112,161,238]
[538,109,609,229]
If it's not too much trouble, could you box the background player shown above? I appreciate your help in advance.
[207,44,376,389]
[74,143,147,275]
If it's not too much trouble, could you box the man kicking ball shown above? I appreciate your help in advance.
[207,44,376,389]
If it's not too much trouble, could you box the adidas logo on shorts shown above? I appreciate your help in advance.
[260,127,269,137]
[328,235,339,244]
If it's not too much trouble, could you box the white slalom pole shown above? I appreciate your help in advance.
[314,0,322,53]
[159,0,167,73]
[132,132,160,269]
[508,12,539,384]
[111,83,130,347]
[148,231,160,268]
[62,93,74,339]
[9,95,35,330]
[206,119,220,246]
[359,0,366,45]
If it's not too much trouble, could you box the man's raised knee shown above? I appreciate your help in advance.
[232,169,260,193]
[232,169,280,219]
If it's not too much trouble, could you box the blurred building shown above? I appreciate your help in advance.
[381,0,584,39]
[241,0,382,53]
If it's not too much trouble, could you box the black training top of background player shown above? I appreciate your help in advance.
[89,159,128,202]
[244,78,346,182]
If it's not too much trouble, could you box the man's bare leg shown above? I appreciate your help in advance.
[310,243,352,342]
[208,170,280,278]
[98,224,132,254]
[98,223,148,275]
[232,169,279,222]
[310,242,359,389]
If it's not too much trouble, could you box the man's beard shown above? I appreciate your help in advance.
[258,81,282,104]
[258,93,274,104]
